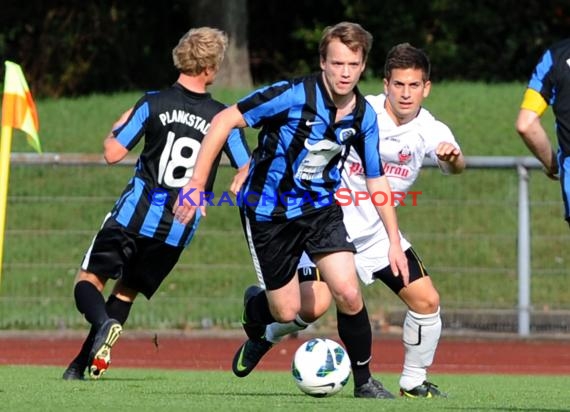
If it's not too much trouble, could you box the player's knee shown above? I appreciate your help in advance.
[299,305,327,323]
[270,305,301,323]
[333,286,362,314]
[299,285,332,322]
[408,292,440,314]
[273,312,297,323]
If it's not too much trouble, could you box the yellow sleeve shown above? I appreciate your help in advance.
[520,88,548,117]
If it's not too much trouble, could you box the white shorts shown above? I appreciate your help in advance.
[297,236,412,285]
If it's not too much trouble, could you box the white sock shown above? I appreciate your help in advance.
[399,307,442,391]
[264,314,310,344]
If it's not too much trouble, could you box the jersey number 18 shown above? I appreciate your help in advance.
[157,131,201,188]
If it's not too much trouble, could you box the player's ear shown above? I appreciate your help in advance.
[423,80,432,98]
[383,78,389,94]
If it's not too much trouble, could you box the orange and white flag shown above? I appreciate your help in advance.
[1,61,41,153]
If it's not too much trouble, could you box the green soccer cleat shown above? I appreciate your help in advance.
[400,381,447,398]
[232,337,274,377]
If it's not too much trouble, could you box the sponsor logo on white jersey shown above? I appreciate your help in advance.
[398,145,412,164]
[384,163,410,178]
[346,161,364,176]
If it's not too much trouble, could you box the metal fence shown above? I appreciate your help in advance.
[1,153,569,336]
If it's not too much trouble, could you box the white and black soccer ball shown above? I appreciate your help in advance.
[291,338,351,397]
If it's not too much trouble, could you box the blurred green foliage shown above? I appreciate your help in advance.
[1,0,568,97]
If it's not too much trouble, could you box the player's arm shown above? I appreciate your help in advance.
[174,104,247,223]
[103,108,133,164]
[366,175,409,285]
[515,89,558,179]
[435,142,465,174]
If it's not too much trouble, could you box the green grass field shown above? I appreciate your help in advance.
[2,367,570,412]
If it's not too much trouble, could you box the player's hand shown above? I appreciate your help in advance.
[173,180,205,224]
[436,142,461,163]
[230,162,250,195]
[388,243,409,286]
[543,152,560,180]
[544,169,560,181]
[544,161,560,181]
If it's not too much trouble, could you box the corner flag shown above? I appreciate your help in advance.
[0,61,41,288]
[2,61,41,153]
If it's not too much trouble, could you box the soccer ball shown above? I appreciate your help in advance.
[291,338,351,397]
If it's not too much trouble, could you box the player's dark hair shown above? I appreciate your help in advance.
[384,43,431,82]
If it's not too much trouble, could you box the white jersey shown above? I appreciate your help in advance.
[299,93,460,284]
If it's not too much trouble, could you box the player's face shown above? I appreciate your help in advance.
[384,68,431,125]
[320,39,366,100]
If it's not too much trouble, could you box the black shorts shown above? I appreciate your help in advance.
[297,266,322,283]
[81,215,185,299]
[241,205,355,290]
[298,247,429,295]
[372,248,429,294]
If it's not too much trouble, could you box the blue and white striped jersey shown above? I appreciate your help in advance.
[526,38,570,153]
[237,73,383,221]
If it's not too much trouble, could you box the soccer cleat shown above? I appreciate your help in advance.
[400,381,447,398]
[62,362,86,380]
[354,377,396,399]
[231,337,273,377]
[88,318,122,379]
[241,285,265,340]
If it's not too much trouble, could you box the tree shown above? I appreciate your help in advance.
[186,0,253,89]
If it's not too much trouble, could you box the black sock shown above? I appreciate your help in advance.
[106,294,133,325]
[69,294,133,368]
[74,280,108,327]
[69,326,96,368]
[337,305,372,387]
[245,290,276,325]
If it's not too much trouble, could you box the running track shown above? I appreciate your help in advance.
[1,331,569,375]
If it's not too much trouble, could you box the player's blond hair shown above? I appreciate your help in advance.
[172,27,228,76]
[319,22,373,63]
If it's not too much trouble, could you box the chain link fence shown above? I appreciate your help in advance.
[1,154,569,336]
